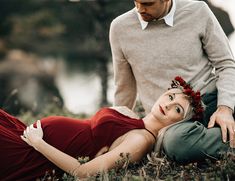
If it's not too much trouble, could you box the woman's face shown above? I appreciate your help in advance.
[151,88,190,126]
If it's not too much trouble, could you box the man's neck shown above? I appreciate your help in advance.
[161,0,172,20]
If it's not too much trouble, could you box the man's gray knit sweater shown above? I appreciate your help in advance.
[110,0,235,113]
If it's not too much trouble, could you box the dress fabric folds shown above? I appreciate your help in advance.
[0,108,144,181]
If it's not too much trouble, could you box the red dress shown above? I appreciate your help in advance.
[0,107,145,181]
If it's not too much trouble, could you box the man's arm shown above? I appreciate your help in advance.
[109,20,137,109]
[201,2,235,109]
[201,2,235,147]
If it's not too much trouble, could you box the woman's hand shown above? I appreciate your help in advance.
[21,120,43,150]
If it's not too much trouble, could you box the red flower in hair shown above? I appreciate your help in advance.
[171,76,204,119]
[184,88,193,95]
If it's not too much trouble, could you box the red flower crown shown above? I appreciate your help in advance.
[171,76,204,119]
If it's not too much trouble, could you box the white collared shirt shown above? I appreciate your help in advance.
[136,0,176,30]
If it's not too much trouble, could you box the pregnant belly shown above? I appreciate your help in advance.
[38,116,94,157]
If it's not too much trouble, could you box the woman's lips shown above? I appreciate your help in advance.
[159,105,165,115]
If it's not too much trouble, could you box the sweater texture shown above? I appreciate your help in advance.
[110,0,235,113]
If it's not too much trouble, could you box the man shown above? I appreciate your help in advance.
[109,0,235,163]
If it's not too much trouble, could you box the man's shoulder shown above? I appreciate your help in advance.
[176,0,210,17]
[111,8,137,27]
[177,0,208,11]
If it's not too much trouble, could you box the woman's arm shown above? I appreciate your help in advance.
[77,130,152,177]
[32,138,82,175]
[22,121,152,178]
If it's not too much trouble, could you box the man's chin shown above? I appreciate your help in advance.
[140,15,154,22]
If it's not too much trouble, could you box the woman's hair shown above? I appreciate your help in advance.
[154,76,205,153]
[170,76,205,120]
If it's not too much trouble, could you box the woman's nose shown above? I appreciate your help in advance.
[165,102,174,110]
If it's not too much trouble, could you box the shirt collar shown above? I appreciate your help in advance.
[136,0,176,30]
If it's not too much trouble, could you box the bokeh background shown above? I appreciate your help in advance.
[0,0,234,116]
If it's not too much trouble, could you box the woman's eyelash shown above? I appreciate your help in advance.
[168,94,182,113]
[176,107,181,113]
[169,94,173,100]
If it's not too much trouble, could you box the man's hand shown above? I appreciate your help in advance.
[208,105,235,148]
[21,120,43,150]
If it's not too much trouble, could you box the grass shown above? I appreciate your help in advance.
[37,151,235,181]
[18,104,235,181]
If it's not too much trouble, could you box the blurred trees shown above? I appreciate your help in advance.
[0,51,64,115]
[0,0,234,109]
[0,0,133,107]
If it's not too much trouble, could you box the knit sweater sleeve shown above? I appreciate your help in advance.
[109,18,137,109]
[201,2,235,110]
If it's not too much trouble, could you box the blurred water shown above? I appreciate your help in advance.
[56,60,114,114]
[57,1,235,114]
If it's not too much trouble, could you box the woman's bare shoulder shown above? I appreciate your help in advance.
[109,106,139,119]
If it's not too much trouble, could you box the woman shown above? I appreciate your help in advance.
[0,76,203,180]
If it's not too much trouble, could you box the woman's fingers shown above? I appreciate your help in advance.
[26,126,30,136]
[23,130,26,138]
[21,135,28,143]
[37,120,41,129]
[29,124,35,130]
[23,127,30,138]
[21,134,33,146]
[21,120,43,148]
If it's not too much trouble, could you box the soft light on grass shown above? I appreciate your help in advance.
[17,104,235,180]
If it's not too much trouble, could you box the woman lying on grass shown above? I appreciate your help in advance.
[0,76,203,180]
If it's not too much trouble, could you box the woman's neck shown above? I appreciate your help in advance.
[142,113,164,138]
